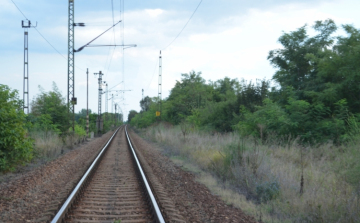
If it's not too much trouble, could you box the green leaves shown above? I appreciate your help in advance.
[0,85,33,172]
[30,82,69,134]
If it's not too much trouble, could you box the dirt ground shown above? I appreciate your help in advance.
[0,131,114,222]
[0,128,256,222]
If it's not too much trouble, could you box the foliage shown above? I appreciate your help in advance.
[128,110,138,123]
[140,96,152,112]
[31,82,69,134]
[130,20,360,145]
[0,85,33,172]
[74,124,86,137]
[256,181,281,203]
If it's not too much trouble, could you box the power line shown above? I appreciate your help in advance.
[33,28,66,60]
[145,59,159,91]
[162,0,203,51]
[103,0,118,81]
[9,0,86,72]
[9,0,28,20]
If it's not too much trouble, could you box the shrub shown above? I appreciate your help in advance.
[0,85,33,172]
[256,181,281,203]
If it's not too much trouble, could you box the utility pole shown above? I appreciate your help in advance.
[115,103,117,127]
[112,94,114,114]
[86,68,89,138]
[94,71,104,136]
[22,20,35,114]
[157,50,162,119]
[104,82,108,127]
[68,0,76,132]
[105,83,108,114]
[141,89,144,117]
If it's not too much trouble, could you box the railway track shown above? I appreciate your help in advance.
[51,126,165,223]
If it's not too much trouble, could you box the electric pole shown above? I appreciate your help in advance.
[86,68,89,138]
[68,0,76,132]
[115,103,117,127]
[105,83,108,114]
[104,82,108,127]
[112,94,114,114]
[22,20,35,114]
[157,50,162,119]
[94,71,104,136]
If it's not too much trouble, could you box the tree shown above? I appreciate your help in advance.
[166,71,212,124]
[0,85,33,171]
[140,96,153,112]
[31,82,69,134]
[268,19,337,101]
[128,110,138,123]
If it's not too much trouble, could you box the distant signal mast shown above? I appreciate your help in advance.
[157,51,162,118]
[22,20,36,114]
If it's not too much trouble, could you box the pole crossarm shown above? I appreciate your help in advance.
[74,20,122,52]
[85,44,136,48]
[102,89,131,94]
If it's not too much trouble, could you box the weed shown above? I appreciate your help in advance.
[143,124,360,222]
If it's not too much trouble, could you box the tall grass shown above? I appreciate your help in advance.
[143,124,360,223]
[30,131,86,159]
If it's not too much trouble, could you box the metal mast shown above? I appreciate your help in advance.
[86,68,89,137]
[104,82,108,126]
[105,83,108,114]
[157,50,162,118]
[22,20,31,114]
[95,71,104,135]
[68,0,76,132]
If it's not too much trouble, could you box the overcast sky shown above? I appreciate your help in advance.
[1,0,359,120]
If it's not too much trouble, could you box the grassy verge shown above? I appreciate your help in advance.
[30,131,87,160]
[140,124,360,223]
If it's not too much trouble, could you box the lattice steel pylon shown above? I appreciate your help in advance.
[158,51,162,119]
[95,71,104,135]
[22,20,31,114]
[68,0,76,132]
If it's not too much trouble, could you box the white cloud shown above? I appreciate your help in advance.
[2,0,360,118]
[145,9,164,17]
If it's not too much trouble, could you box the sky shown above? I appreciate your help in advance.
[1,0,359,120]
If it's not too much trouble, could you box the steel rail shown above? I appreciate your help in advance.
[51,127,120,223]
[125,125,166,223]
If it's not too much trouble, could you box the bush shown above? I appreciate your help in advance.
[0,85,33,172]
[74,124,86,137]
[256,181,281,203]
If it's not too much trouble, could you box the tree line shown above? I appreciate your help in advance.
[0,82,122,172]
[130,19,360,145]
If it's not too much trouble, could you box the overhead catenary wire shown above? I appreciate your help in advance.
[103,0,118,81]
[145,59,159,92]
[143,0,203,92]
[162,0,203,51]
[9,0,28,20]
[104,0,123,84]
[9,0,86,72]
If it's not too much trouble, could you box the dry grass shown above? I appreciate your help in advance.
[30,131,64,158]
[30,131,86,159]
[143,124,360,223]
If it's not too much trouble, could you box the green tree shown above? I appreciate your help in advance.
[128,110,138,123]
[31,83,69,134]
[140,96,153,112]
[0,85,33,171]
[268,19,337,102]
[165,71,212,124]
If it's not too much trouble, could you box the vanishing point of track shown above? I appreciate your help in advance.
[51,126,165,223]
